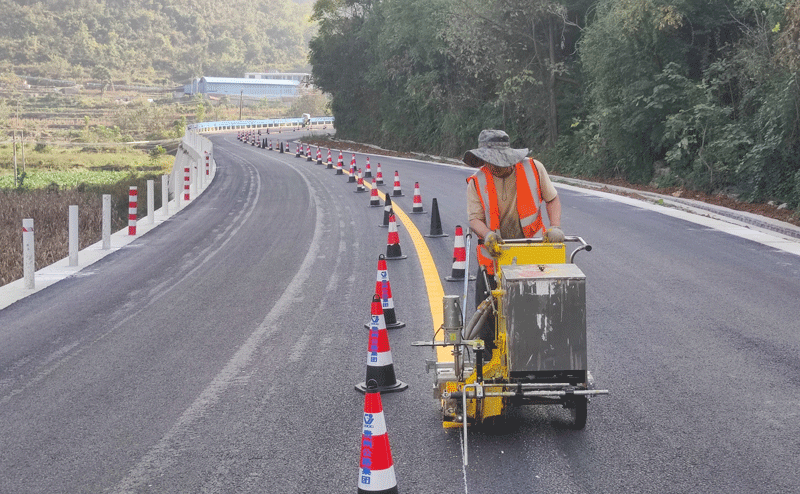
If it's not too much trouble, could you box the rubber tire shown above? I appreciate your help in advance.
[571,397,588,430]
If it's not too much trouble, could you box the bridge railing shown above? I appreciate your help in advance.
[188,116,335,133]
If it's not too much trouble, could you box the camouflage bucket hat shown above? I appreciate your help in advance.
[463,129,529,168]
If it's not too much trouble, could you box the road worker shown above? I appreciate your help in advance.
[465,129,564,357]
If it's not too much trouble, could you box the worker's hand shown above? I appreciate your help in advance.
[485,231,502,257]
[544,226,565,243]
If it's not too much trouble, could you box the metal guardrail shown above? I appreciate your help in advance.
[188,117,335,132]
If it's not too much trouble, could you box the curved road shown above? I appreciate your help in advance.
[0,130,798,493]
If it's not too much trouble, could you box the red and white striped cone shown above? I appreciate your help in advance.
[410,182,424,214]
[445,225,476,282]
[336,151,344,174]
[375,163,384,185]
[327,149,333,168]
[183,166,190,201]
[356,294,408,394]
[364,254,405,329]
[348,161,357,183]
[385,214,407,260]
[356,169,367,193]
[380,195,393,227]
[364,156,372,177]
[268,139,273,151]
[317,147,323,165]
[357,379,400,494]
[128,186,137,235]
[295,144,302,158]
[306,144,313,161]
[391,171,403,197]
[369,178,381,207]
[351,154,357,172]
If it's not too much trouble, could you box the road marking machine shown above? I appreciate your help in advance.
[414,235,608,464]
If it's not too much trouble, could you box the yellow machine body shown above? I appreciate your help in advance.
[439,241,570,426]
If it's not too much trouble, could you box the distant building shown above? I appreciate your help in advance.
[244,72,310,84]
[184,76,301,99]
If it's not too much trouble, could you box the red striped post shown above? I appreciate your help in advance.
[183,166,190,202]
[128,186,138,235]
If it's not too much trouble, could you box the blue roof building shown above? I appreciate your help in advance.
[184,77,301,98]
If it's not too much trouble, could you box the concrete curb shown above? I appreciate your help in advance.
[552,175,800,241]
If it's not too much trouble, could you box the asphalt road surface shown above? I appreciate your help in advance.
[1,130,798,493]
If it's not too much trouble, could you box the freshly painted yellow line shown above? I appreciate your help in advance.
[366,183,451,363]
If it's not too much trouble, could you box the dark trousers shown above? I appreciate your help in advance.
[475,267,497,354]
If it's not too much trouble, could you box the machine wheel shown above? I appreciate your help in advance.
[570,396,587,430]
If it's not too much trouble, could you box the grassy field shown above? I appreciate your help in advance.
[0,145,174,287]
[0,143,173,187]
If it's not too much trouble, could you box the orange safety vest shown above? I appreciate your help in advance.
[466,158,544,274]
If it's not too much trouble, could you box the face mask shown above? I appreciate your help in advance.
[489,164,514,178]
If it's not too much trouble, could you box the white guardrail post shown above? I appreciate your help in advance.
[162,174,169,217]
[69,205,78,266]
[102,194,111,250]
[147,179,154,224]
[23,218,35,289]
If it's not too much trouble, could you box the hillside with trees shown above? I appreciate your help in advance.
[0,0,315,83]
[309,0,800,211]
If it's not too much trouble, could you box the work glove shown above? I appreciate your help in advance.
[544,226,565,243]
[485,231,502,257]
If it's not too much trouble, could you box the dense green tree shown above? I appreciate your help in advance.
[0,0,315,82]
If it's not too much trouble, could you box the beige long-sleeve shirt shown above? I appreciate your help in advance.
[467,160,558,239]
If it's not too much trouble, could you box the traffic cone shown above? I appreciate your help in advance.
[327,150,333,169]
[295,144,302,158]
[307,145,313,161]
[336,151,344,174]
[445,225,476,282]
[410,182,424,214]
[424,198,448,238]
[392,171,403,196]
[375,163,384,186]
[349,160,357,183]
[351,154,357,172]
[364,157,372,178]
[356,295,408,393]
[317,147,323,165]
[269,139,273,151]
[366,254,405,329]
[385,215,407,260]
[356,169,367,193]
[369,178,381,207]
[380,195,393,227]
[357,379,400,494]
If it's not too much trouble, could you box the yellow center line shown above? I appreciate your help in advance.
[365,182,451,363]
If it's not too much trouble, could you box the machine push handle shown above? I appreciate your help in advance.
[501,235,592,263]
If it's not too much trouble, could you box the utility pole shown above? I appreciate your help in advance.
[21,129,25,174]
